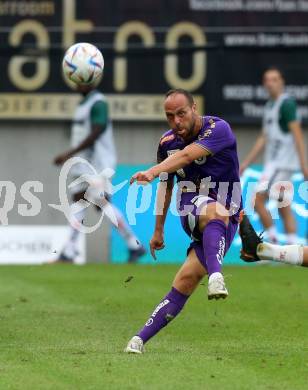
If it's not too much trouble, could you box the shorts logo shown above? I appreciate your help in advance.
[145,318,154,326]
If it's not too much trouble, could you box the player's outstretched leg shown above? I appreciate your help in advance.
[125,287,189,354]
[52,199,86,263]
[239,211,307,267]
[256,242,305,266]
[125,249,205,354]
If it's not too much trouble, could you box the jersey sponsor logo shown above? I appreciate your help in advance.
[160,134,175,145]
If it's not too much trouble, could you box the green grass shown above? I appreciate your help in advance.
[0,264,307,390]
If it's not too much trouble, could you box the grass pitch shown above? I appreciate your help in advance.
[0,264,307,390]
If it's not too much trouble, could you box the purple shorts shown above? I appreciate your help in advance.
[179,195,239,271]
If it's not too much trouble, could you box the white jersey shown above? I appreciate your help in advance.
[262,93,300,171]
[71,90,117,175]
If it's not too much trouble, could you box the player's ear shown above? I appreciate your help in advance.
[192,102,197,113]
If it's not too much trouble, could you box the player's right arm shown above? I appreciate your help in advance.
[240,133,266,175]
[150,141,175,259]
[150,179,174,259]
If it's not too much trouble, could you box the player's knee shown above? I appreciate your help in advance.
[199,205,228,231]
[213,211,229,226]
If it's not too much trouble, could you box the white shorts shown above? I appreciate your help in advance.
[256,165,295,202]
[68,173,113,198]
[67,154,115,197]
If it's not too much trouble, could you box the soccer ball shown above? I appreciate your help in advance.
[62,42,104,85]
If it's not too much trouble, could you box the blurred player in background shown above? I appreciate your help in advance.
[125,89,242,353]
[240,67,308,244]
[53,82,146,263]
[239,211,307,267]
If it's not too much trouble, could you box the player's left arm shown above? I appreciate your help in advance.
[54,100,108,165]
[284,99,308,178]
[130,144,209,183]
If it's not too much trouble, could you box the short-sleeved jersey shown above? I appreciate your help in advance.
[279,97,297,133]
[71,90,117,174]
[263,93,300,170]
[157,116,242,218]
[90,100,108,126]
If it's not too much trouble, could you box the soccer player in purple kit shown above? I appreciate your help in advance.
[125,89,242,354]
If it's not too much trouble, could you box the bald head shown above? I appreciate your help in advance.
[164,90,198,141]
[165,89,194,106]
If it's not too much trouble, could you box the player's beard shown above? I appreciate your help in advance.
[180,116,197,142]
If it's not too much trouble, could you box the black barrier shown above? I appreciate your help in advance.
[0,0,308,123]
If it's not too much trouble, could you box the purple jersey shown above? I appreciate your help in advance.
[157,116,242,219]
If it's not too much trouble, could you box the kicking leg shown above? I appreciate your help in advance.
[56,191,86,263]
[257,242,306,267]
[110,204,146,262]
[239,212,307,267]
[125,249,206,353]
[94,194,146,263]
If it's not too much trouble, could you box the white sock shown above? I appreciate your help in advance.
[286,233,297,245]
[266,226,278,243]
[62,204,86,258]
[257,242,303,266]
[111,205,140,250]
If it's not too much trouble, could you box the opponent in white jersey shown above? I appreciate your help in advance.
[240,67,308,244]
[70,89,117,175]
[53,83,146,263]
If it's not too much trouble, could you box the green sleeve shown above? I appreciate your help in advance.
[279,98,298,133]
[90,100,108,128]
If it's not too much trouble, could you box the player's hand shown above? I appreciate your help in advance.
[239,162,248,176]
[149,231,165,260]
[130,170,155,185]
[302,166,308,180]
[54,152,72,166]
